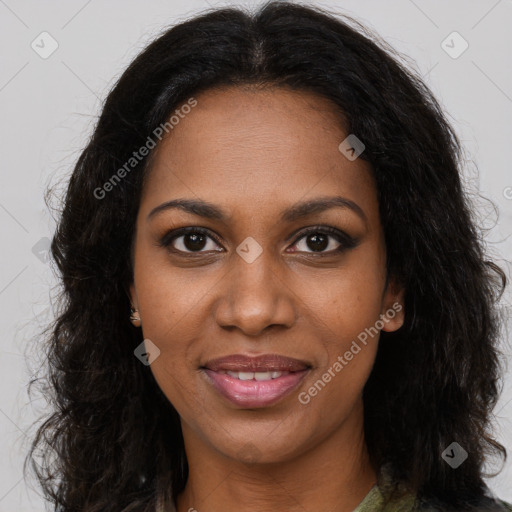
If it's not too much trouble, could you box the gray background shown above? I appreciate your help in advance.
[0,0,511,510]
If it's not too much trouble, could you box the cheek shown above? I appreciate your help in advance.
[299,246,385,400]
[134,243,216,336]
[132,252,218,413]
[302,246,386,341]
[301,312,380,419]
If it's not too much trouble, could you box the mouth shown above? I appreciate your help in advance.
[200,354,311,408]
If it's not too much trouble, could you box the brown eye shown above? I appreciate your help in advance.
[288,226,358,255]
[159,227,223,254]
[298,233,332,252]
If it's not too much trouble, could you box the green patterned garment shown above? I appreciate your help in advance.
[353,467,512,512]
[168,464,512,511]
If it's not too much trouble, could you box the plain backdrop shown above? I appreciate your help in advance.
[1,0,511,510]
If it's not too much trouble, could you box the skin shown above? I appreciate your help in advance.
[129,85,405,512]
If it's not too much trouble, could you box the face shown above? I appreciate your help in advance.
[129,85,404,465]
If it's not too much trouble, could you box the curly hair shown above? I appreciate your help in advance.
[26,1,508,511]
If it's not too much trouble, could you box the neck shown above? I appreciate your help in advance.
[175,399,377,512]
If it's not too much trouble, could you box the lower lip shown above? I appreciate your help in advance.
[202,369,309,408]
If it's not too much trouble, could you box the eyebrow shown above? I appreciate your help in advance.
[147,196,367,224]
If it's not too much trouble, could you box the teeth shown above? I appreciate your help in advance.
[224,370,289,380]
[254,371,272,381]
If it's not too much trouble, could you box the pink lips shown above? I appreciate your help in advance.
[201,354,310,408]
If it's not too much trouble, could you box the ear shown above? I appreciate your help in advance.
[127,282,142,328]
[380,276,405,333]
[128,282,138,310]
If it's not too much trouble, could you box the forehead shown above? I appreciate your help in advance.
[140,85,377,223]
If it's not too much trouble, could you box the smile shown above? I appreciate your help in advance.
[202,368,310,408]
[200,353,312,408]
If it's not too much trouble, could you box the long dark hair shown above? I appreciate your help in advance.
[26,1,508,510]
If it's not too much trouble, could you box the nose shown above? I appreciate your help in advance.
[214,248,297,337]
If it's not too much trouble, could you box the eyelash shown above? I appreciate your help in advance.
[158,225,359,257]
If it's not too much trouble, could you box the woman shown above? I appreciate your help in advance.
[26,2,512,511]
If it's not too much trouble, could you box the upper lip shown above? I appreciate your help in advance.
[202,354,311,372]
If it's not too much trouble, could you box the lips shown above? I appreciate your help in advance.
[201,354,311,408]
[202,354,310,372]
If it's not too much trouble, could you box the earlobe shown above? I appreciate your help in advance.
[128,283,141,328]
[381,302,404,332]
[129,307,142,327]
[381,278,405,333]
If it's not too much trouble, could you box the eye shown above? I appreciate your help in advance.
[159,227,223,254]
[288,226,358,255]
